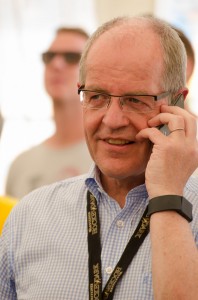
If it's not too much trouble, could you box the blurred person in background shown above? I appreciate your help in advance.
[173,26,198,178]
[172,26,195,91]
[173,27,197,120]
[145,15,196,87]
[5,27,93,199]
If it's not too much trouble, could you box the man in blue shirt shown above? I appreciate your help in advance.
[1,15,198,299]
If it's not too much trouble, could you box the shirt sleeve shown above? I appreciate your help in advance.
[0,220,17,299]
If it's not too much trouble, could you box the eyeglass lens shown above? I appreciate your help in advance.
[80,91,157,113]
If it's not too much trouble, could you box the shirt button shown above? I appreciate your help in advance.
[105,266,113,274]
[116,220,124,228]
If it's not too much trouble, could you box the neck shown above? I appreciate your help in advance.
[46,99,85,148]
[100,172,145,208]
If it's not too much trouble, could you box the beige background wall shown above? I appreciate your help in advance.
[95,0,155,25]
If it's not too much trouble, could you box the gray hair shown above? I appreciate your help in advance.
[79,15,187,101]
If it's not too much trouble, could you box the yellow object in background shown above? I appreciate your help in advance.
[0,196,18,234]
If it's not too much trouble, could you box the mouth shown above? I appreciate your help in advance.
[105,139,133,145]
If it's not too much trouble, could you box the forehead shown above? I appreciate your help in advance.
[85,24,164,93]
[49,32,87,52]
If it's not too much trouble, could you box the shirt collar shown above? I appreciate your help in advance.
[85,164,104,202]
[85,164,149,207]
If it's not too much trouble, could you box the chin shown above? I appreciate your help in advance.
[97,158,146,180]
[51,93,67,102]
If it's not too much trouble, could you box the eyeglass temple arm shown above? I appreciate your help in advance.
[154,91,170,101]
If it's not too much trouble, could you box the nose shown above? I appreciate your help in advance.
[102,97,130,129]
[48,54,67,69]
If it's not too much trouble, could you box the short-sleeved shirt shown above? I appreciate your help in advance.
[5,140,93,199]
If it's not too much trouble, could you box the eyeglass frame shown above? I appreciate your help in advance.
[78,85,171,112]
[41,51,82,65]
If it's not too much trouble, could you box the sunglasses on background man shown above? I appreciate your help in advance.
[41,51,82,65]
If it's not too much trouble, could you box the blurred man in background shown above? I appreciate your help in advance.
[5,27,92,198]
[174,26,195,85]
[173,26,198,178]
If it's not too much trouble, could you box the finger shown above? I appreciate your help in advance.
[160,105,197,138]
[148,112,185,133]
[135,127,166,143]
[136,125,187,144]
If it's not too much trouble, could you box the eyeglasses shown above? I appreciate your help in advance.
[78,87,170,113]
[41,51,81,65]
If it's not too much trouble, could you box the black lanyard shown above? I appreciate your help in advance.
[87,190,150,300]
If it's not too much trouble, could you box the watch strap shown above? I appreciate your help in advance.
[148,195,193,222]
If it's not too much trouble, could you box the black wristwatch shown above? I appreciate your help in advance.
[147,195,193,222]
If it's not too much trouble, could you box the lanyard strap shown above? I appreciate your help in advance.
[87,190,150,300]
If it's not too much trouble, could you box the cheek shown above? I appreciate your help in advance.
[84,111,98,139]
[44,68,52,88]
[136,110,161,130]
[67,66,80,79]
[83,114,96,160]
[83,108,102,127]
[131,114,151,132]
[83,111,103,152]
[44,69,48,82]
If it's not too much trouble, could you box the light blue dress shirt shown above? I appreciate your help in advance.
[1,164,198,300]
